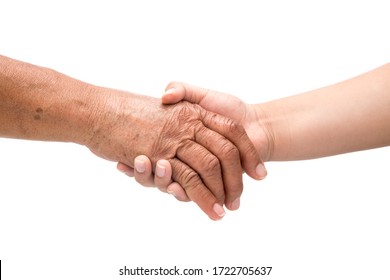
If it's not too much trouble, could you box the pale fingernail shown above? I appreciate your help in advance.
[118,167,126,173]
[213,203,226,218]
[135,159,146,173]
[119,168,132,176]
[231,198,241,211]
[164,87,176,96]
[256,163,267,179]
[167,189,177,197]
[124,170,134,177]
[156,163,166,178]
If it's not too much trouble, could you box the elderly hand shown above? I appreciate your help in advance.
[0,55,262,220]
[88,89,262,220]
[117,82,271,212]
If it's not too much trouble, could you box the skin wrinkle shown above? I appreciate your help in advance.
[132,64,390,206]
[150,102,199,163]
[252,104,275,162]
[1,55,262,220]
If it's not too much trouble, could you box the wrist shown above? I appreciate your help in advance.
[254,101,294,161]
[83,88,162,165]
[250,103,277,162]
[65,83,107,146]
[78,86,125,148]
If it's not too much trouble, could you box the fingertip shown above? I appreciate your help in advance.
[134,155,154,187]
[155,162,166,178]
[241,150,267,180]
[154,159,174,193]
[167,182,190,202]
[156,159,172,178]
[169,158,223,220]
[117,162,134,177]
[162,88,183,104]
[164,81,178,92]
[117,162,128,172]
[212,203,226,220]
[134,155,151,173]
[255,163,268,180]
[226,197,240,211]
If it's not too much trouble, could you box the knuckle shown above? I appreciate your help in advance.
[225,119,241,134]
[204,154,221,174]
[180,168,201,191]
[170,103,200,126]
[202,155,225,203]
[224,119,248,141]
[219,141,239,160]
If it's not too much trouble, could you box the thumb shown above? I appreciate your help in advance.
[162,81,208,105]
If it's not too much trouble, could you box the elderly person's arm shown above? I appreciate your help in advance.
[0,55,263,220]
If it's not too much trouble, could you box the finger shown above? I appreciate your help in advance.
[154,159,173,192]
[201,111,265,181]
[134,155,154,187]
[117,162,134,177]
[155,160,190,201]
[164,82,231,115]
[164,82,245,125]
[176,140,225,205]
[169,158,226,220]
[167,182,190,202]
[163,83,267,180]
[194,126,242,210]
[163,82,208,105]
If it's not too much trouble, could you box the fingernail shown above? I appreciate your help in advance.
[135,159,146,173]
[213,203,226,218]
[256,163,267,179]
[156,163,166,178]
[167,189,177,197]
[164,87,176,96]
[231,198,241,211]
[118,167,126,173]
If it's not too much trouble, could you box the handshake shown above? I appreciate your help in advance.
[0,55,268,221]
[110,82,270,221]
[2,55,388,221]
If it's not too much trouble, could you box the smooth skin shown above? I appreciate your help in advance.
[121,63,390,203]
[0,55,265,220]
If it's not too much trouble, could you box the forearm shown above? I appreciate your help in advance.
[0,55,101,145]
[258,63,390,161]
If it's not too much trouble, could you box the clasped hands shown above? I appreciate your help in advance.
[0,55,266,221]
[94,84,270,221]
[3,56,387,221]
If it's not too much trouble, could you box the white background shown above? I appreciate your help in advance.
[1,1,389,279]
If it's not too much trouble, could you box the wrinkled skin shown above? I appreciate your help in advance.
[118,83,270,208]
[0,55,260,220]
[88,90,260,220]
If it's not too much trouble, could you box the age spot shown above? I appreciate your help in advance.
[34,107,43,120]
